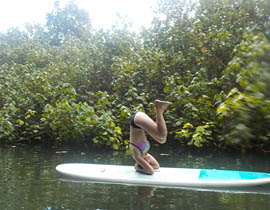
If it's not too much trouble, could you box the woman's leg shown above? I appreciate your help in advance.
[134,100,171,144]
[144,153,160,169]
[133,153,160,174]
[132,150,155,175]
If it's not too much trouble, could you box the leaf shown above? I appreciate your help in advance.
[183,123,193,129]
[112,144,119,150]
[16,119,24,126]
[201,47,206,54]
[25,114,31,119]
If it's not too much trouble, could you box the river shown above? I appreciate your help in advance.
[1,143,270,210]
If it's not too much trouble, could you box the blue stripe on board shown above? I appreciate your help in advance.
[199,170,270,180]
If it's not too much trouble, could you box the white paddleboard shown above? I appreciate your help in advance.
[56,163,270,188]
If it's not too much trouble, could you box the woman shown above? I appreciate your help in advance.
[130,100,172,175]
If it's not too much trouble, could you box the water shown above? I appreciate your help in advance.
[0,143,270,210]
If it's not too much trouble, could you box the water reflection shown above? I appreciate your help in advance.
[0,144,270,210]
[129,187,156,210]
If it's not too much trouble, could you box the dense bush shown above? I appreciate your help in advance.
[217,33,270,149]
[0,0,269,151]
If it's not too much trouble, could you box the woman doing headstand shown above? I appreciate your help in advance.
[129,100,172,175]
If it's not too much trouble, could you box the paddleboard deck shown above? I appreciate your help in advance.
[56,163,270,188]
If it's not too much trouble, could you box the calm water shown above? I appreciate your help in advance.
[1,143,270,210]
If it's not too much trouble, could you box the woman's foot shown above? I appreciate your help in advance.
[135,163,154,175]
[155,100,172,113]
[135,163,144,170]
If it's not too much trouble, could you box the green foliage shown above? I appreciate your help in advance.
[0,0,269,151]
[0,33,125,149]
[176,122,214,147]
[46,0,91,45]
[217,34,270,149]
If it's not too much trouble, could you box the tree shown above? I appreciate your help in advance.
[46,0,92,45]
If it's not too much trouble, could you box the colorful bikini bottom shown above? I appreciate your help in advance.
[130,141,150,154]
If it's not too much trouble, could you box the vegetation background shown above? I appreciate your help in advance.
[0,0,269,151]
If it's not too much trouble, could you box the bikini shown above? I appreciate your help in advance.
[130,113,141,129]
[130,141,150,154]
[130,113,151,154]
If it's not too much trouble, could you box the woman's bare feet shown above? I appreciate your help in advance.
[135,163,143,170]
[155,100,172,113]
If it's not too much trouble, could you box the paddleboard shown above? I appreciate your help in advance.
[56,163,270,188]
